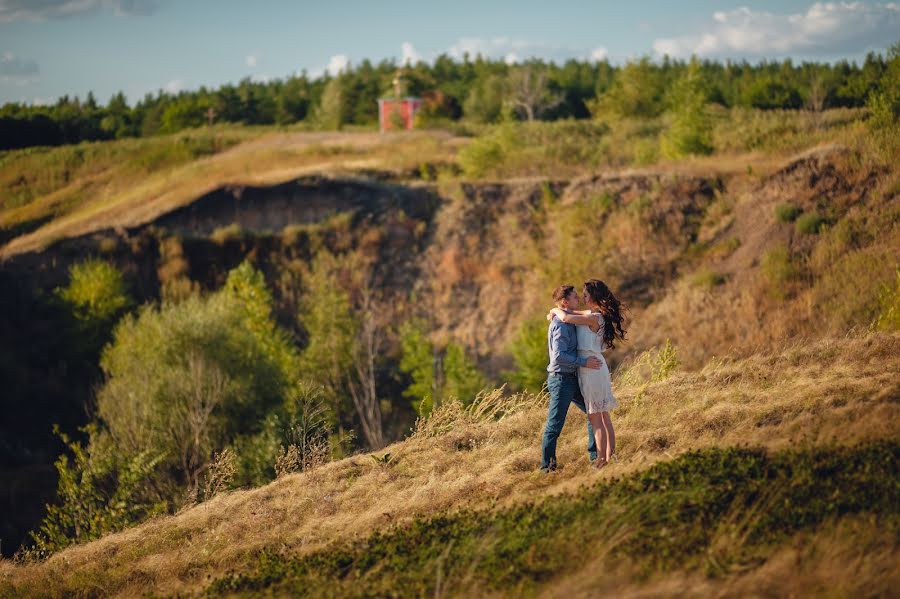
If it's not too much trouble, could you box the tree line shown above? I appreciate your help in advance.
[1,50,896,150]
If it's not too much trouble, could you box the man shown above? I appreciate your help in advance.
[541,285,602,472]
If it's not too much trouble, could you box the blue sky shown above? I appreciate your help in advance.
[1,0,898,105]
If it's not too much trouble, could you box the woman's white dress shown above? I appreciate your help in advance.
[576,314,618,414]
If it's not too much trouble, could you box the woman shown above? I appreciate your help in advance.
[548,279,627,469]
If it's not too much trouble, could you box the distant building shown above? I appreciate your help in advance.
[378,97,423,132]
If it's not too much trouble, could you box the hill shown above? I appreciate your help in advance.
[1,332,898,597]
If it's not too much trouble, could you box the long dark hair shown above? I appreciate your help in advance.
[583,279,627,350]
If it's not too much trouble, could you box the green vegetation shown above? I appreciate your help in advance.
[691,267,726,289]
[3,49,896,150]
[761,245,798,297]
[795,212,827,235]
[399,319,486,417]
[27,425,166,557]
[211,441,899,597]
[507,317,551,392]
[774,203,802,223]
[55,259,133,350]
[661,59,713,158]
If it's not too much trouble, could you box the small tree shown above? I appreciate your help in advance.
[463,74,507,123]
[315,76,347,130]
[399,319,437,416]
[507,317,550,392]
[29,425,166,557]
[56,259,132,336]
[442,342,486,403]
[507,64,562,121]
[661,59,713,158]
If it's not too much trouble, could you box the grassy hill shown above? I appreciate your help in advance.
[1,333,898,597]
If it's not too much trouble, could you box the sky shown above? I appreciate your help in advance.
[1,0,898,105]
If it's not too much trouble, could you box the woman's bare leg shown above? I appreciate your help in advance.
[588,412,607,467]
[601,412,615,461]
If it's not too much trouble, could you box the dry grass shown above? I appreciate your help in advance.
[1,332,897,598]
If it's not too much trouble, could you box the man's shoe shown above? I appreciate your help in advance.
[540,457,558,473]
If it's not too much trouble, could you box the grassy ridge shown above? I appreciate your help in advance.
[211,441,899,597]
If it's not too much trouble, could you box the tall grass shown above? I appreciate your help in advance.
[2,333,896,598]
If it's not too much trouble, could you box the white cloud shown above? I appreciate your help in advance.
[653,2,900,59]
[245,54,257,68]
[590,46,608,61]
[0,51,38,85]
[504,52,519,65]
[164,78,182,94]
[325,54,349,76]
[0,0,158,22]
[400,41,420,65]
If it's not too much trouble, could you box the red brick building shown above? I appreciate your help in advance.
[378,97,423,132]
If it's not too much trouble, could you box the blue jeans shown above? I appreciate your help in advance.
[541,372,598,469]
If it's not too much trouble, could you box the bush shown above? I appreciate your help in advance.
[795,212,826,235]
[774,203,802,223]
[812,247,897,331]
[506,317,551,392]
[95,261,300,499]
[874,267,900,331]
[28,425,166,557]
[761,245,797,297]
[691,268,726,289]
[458,120,608,179]
[56,259,132,328]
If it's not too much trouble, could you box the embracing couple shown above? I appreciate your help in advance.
[541,279,627,472]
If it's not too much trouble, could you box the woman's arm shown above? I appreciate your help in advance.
[547,308,602,330]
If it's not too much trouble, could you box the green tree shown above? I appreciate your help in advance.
[661,59,714,158]
[95,261,299,496]
[442,342,487,402]
[315,76,348,130]
[590,57,666,119]
[56,259,133,354]
[398,320,436,416]
[463,74,507,123]
[298,251,356,426]
[867,42,900,147]
[29,425,166,556]
[506,317,550,392]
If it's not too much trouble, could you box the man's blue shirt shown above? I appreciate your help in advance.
[547,316,587,373]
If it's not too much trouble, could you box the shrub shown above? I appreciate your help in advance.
[442,342,487,405]
[812,247,897,331]
[28,425,166,557]
[874,267,900,331]
[506,317,551,392]
[399,320,437,415]
[761,245,797,297]
[795,212,826,235]
[56,259,132,327]
[691,268,726,289]
[774,204,802,223]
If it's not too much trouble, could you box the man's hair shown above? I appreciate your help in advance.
[552,285,576,304]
